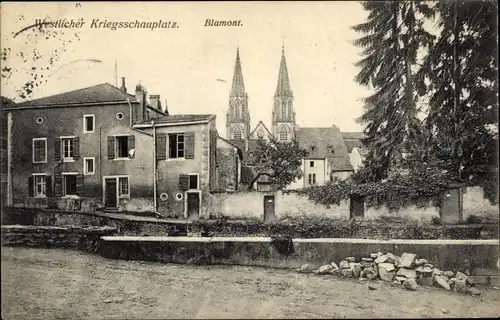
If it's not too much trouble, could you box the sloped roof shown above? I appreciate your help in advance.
[342,132,363,140]
[230,48,246,97]
[228,139,259,165]
[344,139,363,153]
[275,47,293,97]
[13,83,137,108]
[297,126,353,172]
[249,120,272,137]
[139,114,215,124]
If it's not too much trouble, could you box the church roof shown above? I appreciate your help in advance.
[11,83,137,108]
[275,46,293,97]
[296,126,354,172]
[249,121,272,137]
[230,47,246,97]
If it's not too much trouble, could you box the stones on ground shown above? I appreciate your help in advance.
[466,277,475,286]
[403,278,418,291]
[424,263,433,269]
[103,297,124,304]
[361,267,377,280]
[368,285,377,290]
[415,258,427,266]
[433,268,443,276]
[398,252,416,268]
[370,253,379,259]
[378,262,395,272]
[396,268,417,279]
[442,309,450,314]
[361,257,373,262]
[434,275,451,290]
[467,286,482,296]
[415,266,423,273]
[417,274,434,286]
[453,278,468,293]
[341,268,354,278]
[350,263,362,278]
[297,264,315,273]
[345,257,356,263]
[455,271,468,281]
[339,260,350,269]
[318,264,335,275]
[374,255,388,264]
[360,260,375,269]
[443,270,454,278]
[395,276,407,283]
[379,268,396,282]
[386,253,399,265]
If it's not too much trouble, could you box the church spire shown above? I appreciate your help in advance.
[275,46,292,97]
[230,46,246,97]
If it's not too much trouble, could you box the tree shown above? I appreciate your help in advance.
[1,15,81,100]
[247,137,308,191]
[352,1,435,182]
[416,0,498,202]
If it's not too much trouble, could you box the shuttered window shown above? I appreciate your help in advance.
[108,135,136,159]
[156,133,167,161]
[56,174,84,197]
[179,174,189,190]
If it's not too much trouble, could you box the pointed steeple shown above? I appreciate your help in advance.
[230,46,246,97]
[275,46,292,97]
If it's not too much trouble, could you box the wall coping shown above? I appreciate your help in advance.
[100,236,499,245]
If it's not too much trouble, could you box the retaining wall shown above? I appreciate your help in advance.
[98,236,499,278]
[1,225,117,252]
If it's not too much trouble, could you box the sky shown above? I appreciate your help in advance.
[1,1,373,135]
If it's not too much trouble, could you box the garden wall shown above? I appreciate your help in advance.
[1,225,117,252]
[462,186,498,220]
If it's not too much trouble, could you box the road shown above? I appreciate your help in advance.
[2,247,499,319]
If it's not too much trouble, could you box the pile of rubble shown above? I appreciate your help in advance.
[297,252,482,295]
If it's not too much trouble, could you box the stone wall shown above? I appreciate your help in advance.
[208,191,263,219]
[276,192,350,219]
[365,204,440,221]
[462,186,498,220]
[1,225,117,252]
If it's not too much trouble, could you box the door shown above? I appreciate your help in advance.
[263,195,275,222]
[349,194,365,219]
[187,192,200,220]
[105,178,117,208]
[440,188,462,223]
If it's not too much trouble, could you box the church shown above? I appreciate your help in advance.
[223,46,367,190]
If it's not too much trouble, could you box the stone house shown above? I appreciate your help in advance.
[3,79,240,219]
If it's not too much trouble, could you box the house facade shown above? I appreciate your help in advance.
[3,79,235,219]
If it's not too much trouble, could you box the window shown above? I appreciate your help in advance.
[116,136,129,158]
[281,102,287,118]
[83,114,95,133]
[84,157,95,175]
[32,138,47,163]
[116,113,124,120]
[279,125,289,141]
[62,138,74,160]
[232,126,242,140]
[235,101,241,118]
[310,161,315,168]
[168,133,185,158]
[36,117,43,124]
[257,129,264,138]
[308,173,316,185]
[33,174,47,197]
[119,177,129,197]
[188,174,199,190]
[63,174,78,196]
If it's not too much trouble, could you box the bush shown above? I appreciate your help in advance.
[465,215,484,224]
[431,216,442,225]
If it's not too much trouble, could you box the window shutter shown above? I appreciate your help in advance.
[46,176,53,197]
[54,138,61,161]
[73,137,80,160]
[128,135,135,158]
[156,133,167,161]
[76,175,84,197]
[179,174,189,190]
[185,132,195,159]
[28,176,34,197]
[107,136,115,159]
[54,174,63,197]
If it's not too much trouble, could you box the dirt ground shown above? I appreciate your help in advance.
[1,247,499,319]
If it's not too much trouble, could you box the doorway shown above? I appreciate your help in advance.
[263,195,275,222]
[186,191,201,220]
[349,194,365,219]
[104,178,117,208]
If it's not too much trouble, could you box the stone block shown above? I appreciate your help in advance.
[379,268,396,282]
[396,268,417,279]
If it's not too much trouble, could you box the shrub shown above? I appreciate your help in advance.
[465,214,483,224]
[431,216,442,225]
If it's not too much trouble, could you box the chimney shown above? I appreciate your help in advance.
[120,77,127,93]
[150,95,161,111]
[134,84,147,123]
[164,98,169,115]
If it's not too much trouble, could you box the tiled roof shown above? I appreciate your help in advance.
[13,83,137,108]
[297,126,353,172]
[341,132,364,140]
[344,139,363,153]
[144,114,215,124]
[1,96,15,107]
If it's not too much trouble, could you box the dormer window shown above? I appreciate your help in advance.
[310,146,316,152]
